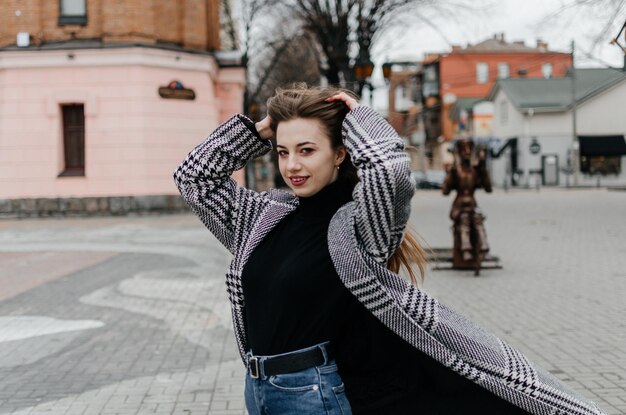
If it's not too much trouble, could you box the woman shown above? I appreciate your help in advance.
[174,86,605,415]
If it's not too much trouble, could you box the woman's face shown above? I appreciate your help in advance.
[276,118,346,198]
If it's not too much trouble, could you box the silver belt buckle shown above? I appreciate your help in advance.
[249,356,260,379]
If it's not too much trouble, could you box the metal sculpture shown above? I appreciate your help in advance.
[442,139,492,275]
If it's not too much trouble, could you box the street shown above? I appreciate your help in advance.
[0,189,624,415]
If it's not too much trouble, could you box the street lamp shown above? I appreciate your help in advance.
[248,101,260,122]
[354,54,374,81]
[382,62,393,80]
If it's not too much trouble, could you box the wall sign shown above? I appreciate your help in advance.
[529,138,541,155]
[159,80,196,100]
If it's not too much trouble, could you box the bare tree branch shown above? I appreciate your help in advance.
[220,0,239,49]
[536,0,626,58]
[234,0,491,102]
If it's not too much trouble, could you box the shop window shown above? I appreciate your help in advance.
[580,156,621,175]
[498,63,510,79]
[476,63,489,84]
[59,0,87,25]
[59,104,85,177]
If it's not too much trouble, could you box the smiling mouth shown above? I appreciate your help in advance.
[289,176,309,186]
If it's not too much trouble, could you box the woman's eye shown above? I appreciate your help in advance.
[301,148,313,154]
[277,150,288,157]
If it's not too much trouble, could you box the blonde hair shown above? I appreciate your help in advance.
[267,84,427,285]
[388,229,428,286]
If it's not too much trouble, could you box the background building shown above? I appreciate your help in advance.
[386,62,426,170]
[0,0,244,216]
[420,34,572,169]
[488,67,626,188]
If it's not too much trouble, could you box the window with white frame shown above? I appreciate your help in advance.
[497,63,510,79]
[476,63,489,84]
[542,63,553,78]
[59,0,87,25]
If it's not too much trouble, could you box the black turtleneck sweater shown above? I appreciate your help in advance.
[241,178,355,355]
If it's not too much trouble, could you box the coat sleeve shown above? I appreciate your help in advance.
[173,114,273,253]
[342,106,415,264]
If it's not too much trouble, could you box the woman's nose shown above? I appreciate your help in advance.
[286,156,301,171]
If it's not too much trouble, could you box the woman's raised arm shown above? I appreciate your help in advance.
[173,114,272,253]
[341,106,415,264]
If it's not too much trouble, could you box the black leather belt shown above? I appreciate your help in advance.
[247,344,332,379]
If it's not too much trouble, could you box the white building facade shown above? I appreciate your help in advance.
[488,69,626,188]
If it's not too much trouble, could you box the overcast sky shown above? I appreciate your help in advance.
[371,0,624,69]
[365,0,624,107]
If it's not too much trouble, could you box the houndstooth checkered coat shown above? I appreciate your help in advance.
[174,106,605,415]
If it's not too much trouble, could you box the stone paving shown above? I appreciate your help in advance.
[0,188,624,415]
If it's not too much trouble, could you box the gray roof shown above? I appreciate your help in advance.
[462,38,544,53]
[488,68,626,112]
[454,97,484,111]
[449,97,483,120]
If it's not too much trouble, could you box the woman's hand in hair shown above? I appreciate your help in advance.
[325,92,360,111]
[255,115,274,140]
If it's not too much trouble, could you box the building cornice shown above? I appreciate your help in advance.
[216,66,246,88]
[446,51,571,56]
[0,46,219,76]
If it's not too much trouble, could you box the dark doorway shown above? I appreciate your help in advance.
[60,104,85,177]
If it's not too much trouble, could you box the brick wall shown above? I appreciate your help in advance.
[40,0,103,42]
[0,0,41,46]
[0,0,220,51]
[154,1,182,44]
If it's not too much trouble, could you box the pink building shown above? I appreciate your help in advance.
[0,0,245,216]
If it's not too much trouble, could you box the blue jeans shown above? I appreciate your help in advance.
[244,342,352,415]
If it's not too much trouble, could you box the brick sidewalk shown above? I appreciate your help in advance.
[0,215,246,415]
[411,188,626,414]
[0,188,624,414]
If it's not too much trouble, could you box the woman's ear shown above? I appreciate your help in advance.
[335,146,347,166]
